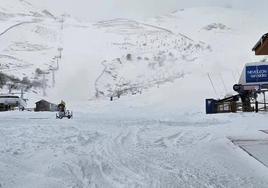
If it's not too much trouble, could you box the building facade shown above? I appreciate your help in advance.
[35,100,58,112]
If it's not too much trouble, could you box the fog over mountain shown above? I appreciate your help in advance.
[28,0,267,20]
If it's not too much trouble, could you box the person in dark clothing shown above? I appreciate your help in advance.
[240,91,253,112]
[58,100,66,112]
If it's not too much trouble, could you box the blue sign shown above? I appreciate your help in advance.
[246,65,268,83]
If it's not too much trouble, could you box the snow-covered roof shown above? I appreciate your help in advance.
[36,99,51,104]
[0,94,27,107]
[252,33,268,55]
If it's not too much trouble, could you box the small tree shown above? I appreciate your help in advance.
[21,77,31,85]
[35,68,45,75]
[0,72,7,88]
[126,54,132,61]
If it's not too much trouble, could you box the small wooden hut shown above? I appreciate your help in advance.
[35,100,58,112]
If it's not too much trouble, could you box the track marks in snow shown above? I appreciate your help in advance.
[0,21,38,37]
[1,113,268,187]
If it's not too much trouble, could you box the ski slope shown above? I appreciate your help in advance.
[1,111,268,188]
[0,0,61,97]
[1,2,268,188]
[49,7,268,107]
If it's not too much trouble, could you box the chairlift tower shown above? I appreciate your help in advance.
[60,14,65,30]
[51,69,55,88]
[49,66,56,88]
[49,51,63,88]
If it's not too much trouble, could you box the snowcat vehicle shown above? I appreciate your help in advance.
[56,110,73,119]
[56,100,73,119]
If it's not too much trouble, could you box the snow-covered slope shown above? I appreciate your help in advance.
[1,5,268,109]
[94,18,210,98]
[136,7,268,109]
[2,5,268,188]
[0,0,61,96]
[93,7,268,109]
[64,7,267,109]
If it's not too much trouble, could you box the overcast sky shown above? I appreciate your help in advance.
[29,0,268,20]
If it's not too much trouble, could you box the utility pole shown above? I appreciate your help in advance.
[40,72,49,97]
[52,56,60,71]
[58,47,63,59]
[20,87,25,100]
[50,54,61,87]
[42,74,46,97]
[60,14,65,30]
[51,69,55,88]
[264,92,267,111]
[56,56,59,70]
[8,84,12,94]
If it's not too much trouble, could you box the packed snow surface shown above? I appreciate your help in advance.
[1,108,268,188]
